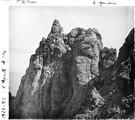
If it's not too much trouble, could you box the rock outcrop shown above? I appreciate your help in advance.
[96,28,134,119]
[9,20,134,119]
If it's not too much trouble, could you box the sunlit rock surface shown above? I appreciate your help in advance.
[9,20,134,119]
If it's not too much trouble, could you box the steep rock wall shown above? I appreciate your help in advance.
[10,19,104,119]
[9,20,134,119]
[96,28,134,119]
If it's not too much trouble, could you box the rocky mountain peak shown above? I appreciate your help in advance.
[9,20,134,119]
[50,19,63,34]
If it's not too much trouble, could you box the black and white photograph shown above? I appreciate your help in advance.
[8,6,134,119]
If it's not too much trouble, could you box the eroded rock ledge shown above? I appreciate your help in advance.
[9,20,134,119]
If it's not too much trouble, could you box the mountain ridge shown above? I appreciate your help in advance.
[9,20,134,119]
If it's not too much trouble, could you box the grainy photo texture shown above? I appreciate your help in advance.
[9,6,134,119]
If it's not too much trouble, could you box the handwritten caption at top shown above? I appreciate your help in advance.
[16,0,37,4]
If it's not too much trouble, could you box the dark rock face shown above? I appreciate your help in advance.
[96,28,134,119]
[9,20,134,119]
[93,47,117,91]
[99,47,117,69]
[9,92,15,103]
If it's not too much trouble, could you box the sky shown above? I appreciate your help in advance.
[9,6,134,96]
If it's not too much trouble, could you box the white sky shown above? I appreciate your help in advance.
[9,6,134,96]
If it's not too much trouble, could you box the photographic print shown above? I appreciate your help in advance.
[9,6,134,119]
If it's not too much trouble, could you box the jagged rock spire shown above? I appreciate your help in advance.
[50,19,63,34]
[10,19,134,119]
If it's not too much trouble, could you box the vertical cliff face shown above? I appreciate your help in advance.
[10,19,104,119]
[9,20,134,119]
[96,28,134,119]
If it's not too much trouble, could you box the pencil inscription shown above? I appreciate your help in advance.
[16,0,37,4]
[93,0,116,6]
